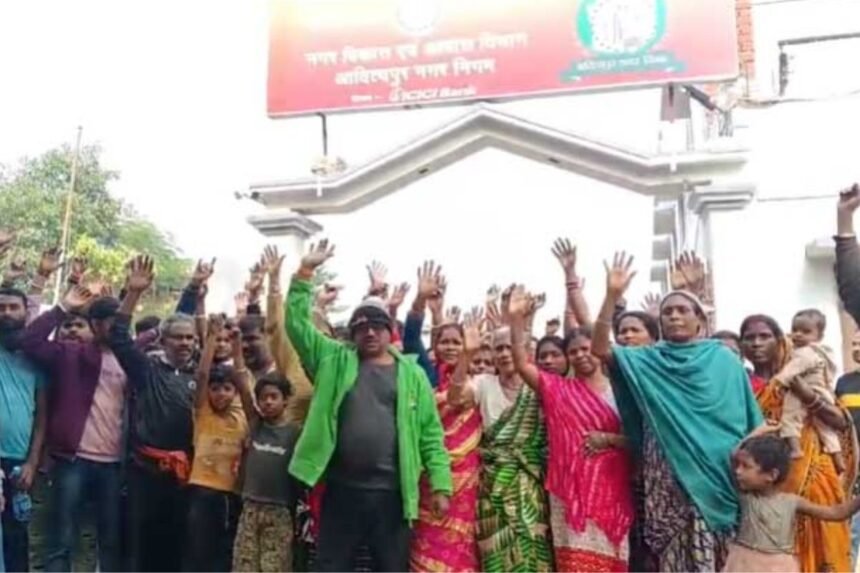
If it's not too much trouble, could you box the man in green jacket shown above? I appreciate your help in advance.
[285,239,452,572]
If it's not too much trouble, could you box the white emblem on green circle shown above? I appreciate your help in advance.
[578,0,667,56]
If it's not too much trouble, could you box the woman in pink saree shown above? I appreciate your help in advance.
[403,264,482,572]
[508,287,634,572]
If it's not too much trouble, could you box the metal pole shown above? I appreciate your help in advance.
[319,113,329,156]
[53,126,83,305]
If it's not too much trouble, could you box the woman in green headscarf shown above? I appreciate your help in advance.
[591,253,763,572]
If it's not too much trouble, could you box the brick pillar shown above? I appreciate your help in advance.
[736,0,755,87]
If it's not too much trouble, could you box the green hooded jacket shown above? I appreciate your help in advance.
[285,277,452,521]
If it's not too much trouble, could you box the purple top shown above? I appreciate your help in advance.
[18,306,107,458]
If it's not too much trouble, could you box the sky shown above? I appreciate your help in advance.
[2,0,852,326]
[0,0,667,321]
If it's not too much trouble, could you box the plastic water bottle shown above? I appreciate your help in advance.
[8,467,31,523]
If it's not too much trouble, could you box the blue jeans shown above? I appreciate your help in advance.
[45,457,121,572]
[0,458,27,573]
[851,512,860,569]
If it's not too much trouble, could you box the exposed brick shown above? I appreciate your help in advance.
[735,0,755,79]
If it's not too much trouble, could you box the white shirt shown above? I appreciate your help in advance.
[470,373,517,429]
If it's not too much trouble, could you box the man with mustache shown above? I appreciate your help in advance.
[0,286,47,572]
[285,240,452,572]
[106,255,198,572]
[18,286,126,572]
[238,314,276,380]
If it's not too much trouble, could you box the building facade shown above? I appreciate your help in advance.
[248,0,860,367]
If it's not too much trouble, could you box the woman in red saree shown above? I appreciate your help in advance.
[508,289,634,572]
[403,265,482,573]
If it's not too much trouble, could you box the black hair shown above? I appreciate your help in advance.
[547,317,561,326]
[0,287,27,307]
[739,435,791,484]
[614,311,660,342]
[433,322,464,347]
[563,325,593,352]
[712,330,741,344]
[535,335,565,359]
[135,315,161,335]
[254,371,293,400]
[87,297,120,322]
[62,310,88,322]
[793,308,826,334]
[209,364,237,388]
[239,314,265,335]
[739,314,784,340]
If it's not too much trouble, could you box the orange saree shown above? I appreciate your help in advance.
[758,381,857,572]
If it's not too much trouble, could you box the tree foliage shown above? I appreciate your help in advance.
[0,144,190,311]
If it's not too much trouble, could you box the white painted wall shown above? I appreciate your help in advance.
[310,147,656,326]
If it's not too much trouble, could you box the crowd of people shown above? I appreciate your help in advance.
[2,186,860,573]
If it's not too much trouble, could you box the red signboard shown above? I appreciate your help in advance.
[268,0,739,117]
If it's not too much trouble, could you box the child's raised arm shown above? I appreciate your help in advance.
[195,314,224,409]
[231,328,259,428]
[796,495,860,522]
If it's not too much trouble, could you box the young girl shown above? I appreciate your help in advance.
[726,434,860,572]
[185,316,249,572]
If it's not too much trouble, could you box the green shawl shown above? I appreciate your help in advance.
[610,339,763,532]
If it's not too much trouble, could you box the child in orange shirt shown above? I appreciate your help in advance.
[184,316,249,572]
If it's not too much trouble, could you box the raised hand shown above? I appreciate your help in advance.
[315,283,342,309]
[444,306,462,325]
[671,252,705,293]
[366,260,388,295]
[838,183,860,215]
[486,300,501,330]
[500,284,515,325]
[486,284,500,305]
[2,256,27,286]
[552,238,578,277]
[468,306,485,328]
[301,239,335,271]
[37,247,63,278]
[508,285,531,318]
[463,310,483,352]
[191,258,217,287]
[528,292,547,317]
[426,274,447,316]
[245,262,265,301]
[207,313,226,339]
[125,255,155,293]
[604,252,636,299]
[234,291,249,317]
[95,282,114,298]
[416,260,443,300]
[62,285,96,312]
[261,245,286,280]
[641,292,662,316]
[67,256,88,285]
[387,281,411,310]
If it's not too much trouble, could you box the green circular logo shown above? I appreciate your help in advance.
[577,0,667,56]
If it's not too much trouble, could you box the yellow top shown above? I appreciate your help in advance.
[189,401,248,492]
